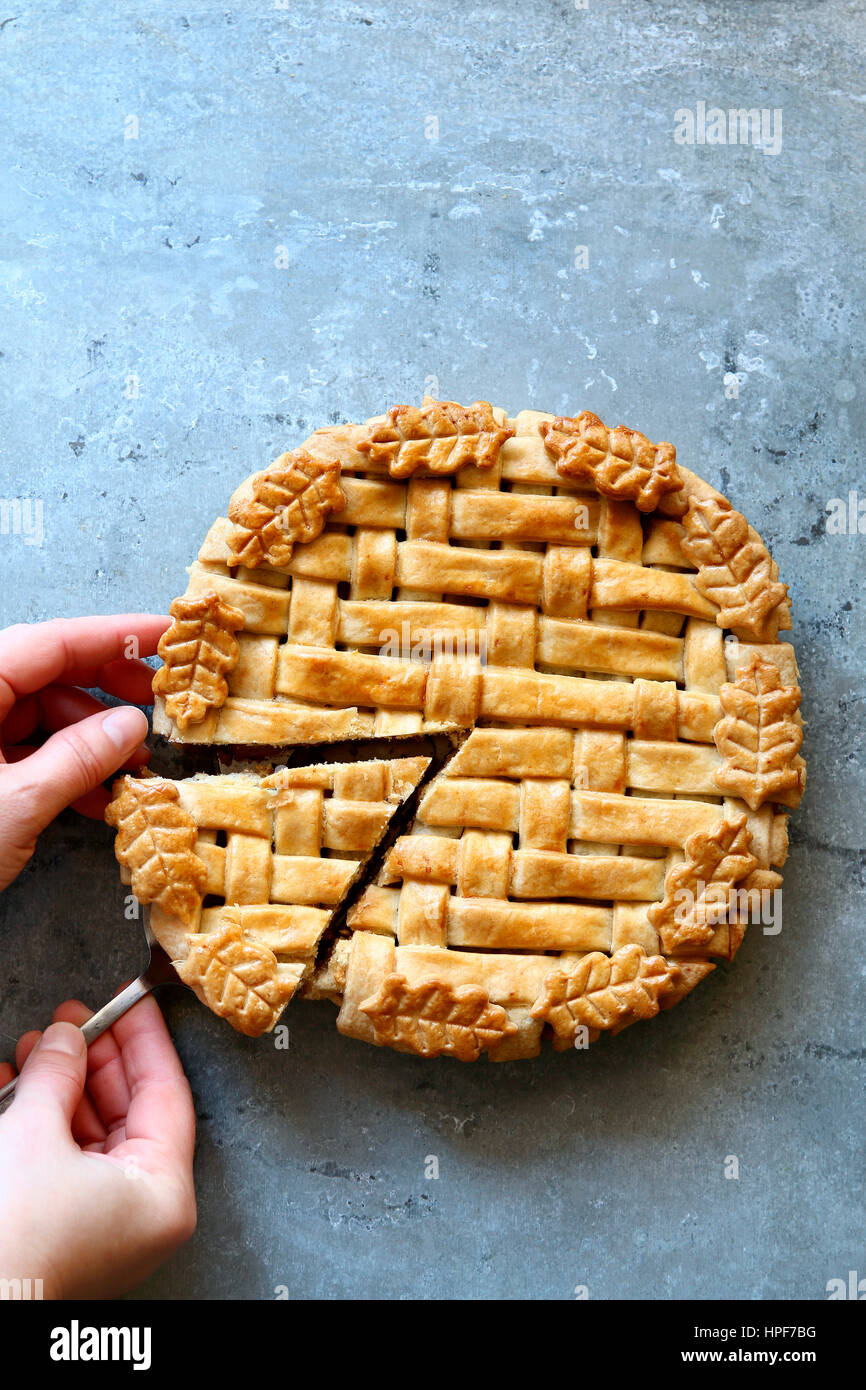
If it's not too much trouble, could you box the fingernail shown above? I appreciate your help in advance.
[40,1023,85,1057]
[102,706,147,751]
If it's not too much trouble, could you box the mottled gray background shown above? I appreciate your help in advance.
[0,0,863,1301]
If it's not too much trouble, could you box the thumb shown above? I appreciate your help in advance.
[3,705,148,836]
[11,1022,87,1131]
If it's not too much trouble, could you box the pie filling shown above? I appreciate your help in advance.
[107,399,804,1060]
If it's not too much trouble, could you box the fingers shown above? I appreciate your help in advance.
[68,786,113,819]
[14,1029,41,1071]
[1,688,151,821]
[62,657,160,706]
[52,999,130,1137]
[46,1002,108,1145]
[0,705,149,841]
[1,694,39,745]
[102,1126,129,1155]
[3,685,151,754]
[0,616,169,724]
[111,996,196,1168]
[14,1018,105,1145]
[11,1021,87,1133]
[1,750,149,820]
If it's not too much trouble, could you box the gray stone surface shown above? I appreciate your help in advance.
[0,0,863,1300]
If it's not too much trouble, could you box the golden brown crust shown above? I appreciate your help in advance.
[680,494,790,641]
[141,397,804,1060]
[658,958,716,1009]
[530,945,680,1041]
[713,656,806,810]
[540,411,685,512]
[106,758,430,1036]
[359,973,516,1060]
[105,776,207,925]
[175,915,299,1037]
[227,448,345,568]
[152,591,245,732]
[357,399,514,478]
[648,815,759,953]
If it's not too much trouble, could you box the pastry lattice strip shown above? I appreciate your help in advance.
[317,628,791,1057]
[108,756,429,1036]
[154,408,797,761]
[345,766,787,954]
[154,409,731,745]
[143,400,802,1059]
[321,638,792,1057]
[329,931,716,1063]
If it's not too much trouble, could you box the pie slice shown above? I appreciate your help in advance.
[106,755,429,1036]
[133,397,803,1060]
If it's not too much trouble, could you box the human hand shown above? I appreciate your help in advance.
[0,614,169,892]
[0,997,196,1299]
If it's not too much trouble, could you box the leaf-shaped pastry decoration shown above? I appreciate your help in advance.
[176,916,299,1037]
[105,775,207,925]
[648,815,759,953]
[227,448,345,568]
[357,399,514,479]
[152,591,245,731]
[539,411,685,513]
[530,945,680,1041]
[359,973,517,1061]
[713,656,805,810]
[680,494,790,640]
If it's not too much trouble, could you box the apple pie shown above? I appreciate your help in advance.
[108,399,804,1059]
[106,756,429,1036]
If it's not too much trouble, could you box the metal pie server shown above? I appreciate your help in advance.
[0,736,461,1114]
[0,907,179,1116]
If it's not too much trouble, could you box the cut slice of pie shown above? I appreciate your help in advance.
[123,396,804,1060]
[105,755,429,1036]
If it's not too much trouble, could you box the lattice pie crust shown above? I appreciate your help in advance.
[109,398,805,1058]
[106,758,428,1036]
